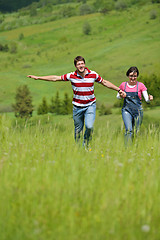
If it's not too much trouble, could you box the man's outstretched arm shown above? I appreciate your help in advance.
[101,79,126,98]
[27,75,62,82]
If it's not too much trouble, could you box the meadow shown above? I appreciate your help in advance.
[0,113,160,240]
[0,1,160,239]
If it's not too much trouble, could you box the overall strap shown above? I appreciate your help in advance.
[136,82,139,92]
[124,82,127,91]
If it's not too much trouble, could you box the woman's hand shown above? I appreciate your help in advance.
[119,90,126,98]
[149,94,153,101]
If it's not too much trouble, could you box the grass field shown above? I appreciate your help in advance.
[0,113,160,240]
[0,2,160,239]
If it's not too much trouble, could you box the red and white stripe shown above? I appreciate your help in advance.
[61,68,103,106]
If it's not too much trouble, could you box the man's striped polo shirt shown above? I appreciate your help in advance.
[61,68,103,107]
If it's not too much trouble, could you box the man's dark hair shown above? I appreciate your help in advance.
[74,56,85,66]
[126,66,139,77]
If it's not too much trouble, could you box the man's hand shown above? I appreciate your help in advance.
[27,75,39,80]
[119,90,126,98]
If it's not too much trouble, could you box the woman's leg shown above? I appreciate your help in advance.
[122,109,134,144]
[135,109,143,133]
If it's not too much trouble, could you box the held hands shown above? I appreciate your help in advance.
[149,94,153,101]
[27,75,39,80]
[119,90,126,98]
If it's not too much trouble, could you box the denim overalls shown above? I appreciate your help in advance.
[122,82,143,142]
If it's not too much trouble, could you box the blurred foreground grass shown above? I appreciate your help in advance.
[0,113,159,240]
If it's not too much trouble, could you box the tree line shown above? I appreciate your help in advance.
[12,85,72,118]
[1,0,159,13]
[0,0,158,32]
[37,91,72,115]
[0,0,39,12]
[12,73,160,119]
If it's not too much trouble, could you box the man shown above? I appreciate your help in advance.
[27,56,125,146]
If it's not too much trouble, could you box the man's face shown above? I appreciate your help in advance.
[75,61,85,73]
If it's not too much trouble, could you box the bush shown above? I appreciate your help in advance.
[79,4,93,15]
[115,1,127,11]
[19,33,24,40]
[113,100,124,108]
[83,22,91,35]
[30,5,37,17]
[99,8,109,15]
[0,43,9,52]
[99,104,112,116]
[10,42,17,54]
[61,6,75,18]
[93,0,114,12]
[150,10,157,19]
[0,15,4,24]
[139,74,160,107]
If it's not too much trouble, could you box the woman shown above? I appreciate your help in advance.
[117,66,153,143]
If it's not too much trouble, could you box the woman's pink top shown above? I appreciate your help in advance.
[119,82,147,100]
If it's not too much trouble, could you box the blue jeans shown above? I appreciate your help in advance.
[122,109,143,143]
[73,102,96,145]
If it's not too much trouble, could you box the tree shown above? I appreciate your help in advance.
[93,0,114,12]
[0,0,39,12]
[79,4,93,16]
[12,85,34,118]
[49,96,55,113]
[83,21,91,35]
[61,92,72,114]
[37,97,49,115]
[54,91,61,114]
[139,74,160,107]
[99,104,112,116]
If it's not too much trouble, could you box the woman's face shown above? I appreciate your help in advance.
[128,71,138,85]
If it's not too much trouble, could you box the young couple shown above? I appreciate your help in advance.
[28,56,153,145]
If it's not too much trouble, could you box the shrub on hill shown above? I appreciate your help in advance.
[140,74,160,107]
[12,85,34,118]
[38,92,72,115]
[99,104,112,116]
[79,4,93,15]
[37,97,49,115]
[0,43,9,52]
[150,9,157,19]
[61,92,72,115]
[115,1,127,11]
[83,22,91,35]
[113,100,124,108]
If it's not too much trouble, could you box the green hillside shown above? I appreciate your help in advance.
[0,2,159,112]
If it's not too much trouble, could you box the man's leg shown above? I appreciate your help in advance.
[73,106,85,142]
[84,102,96,146]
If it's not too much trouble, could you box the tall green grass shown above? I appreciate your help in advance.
[0,114,159,240]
